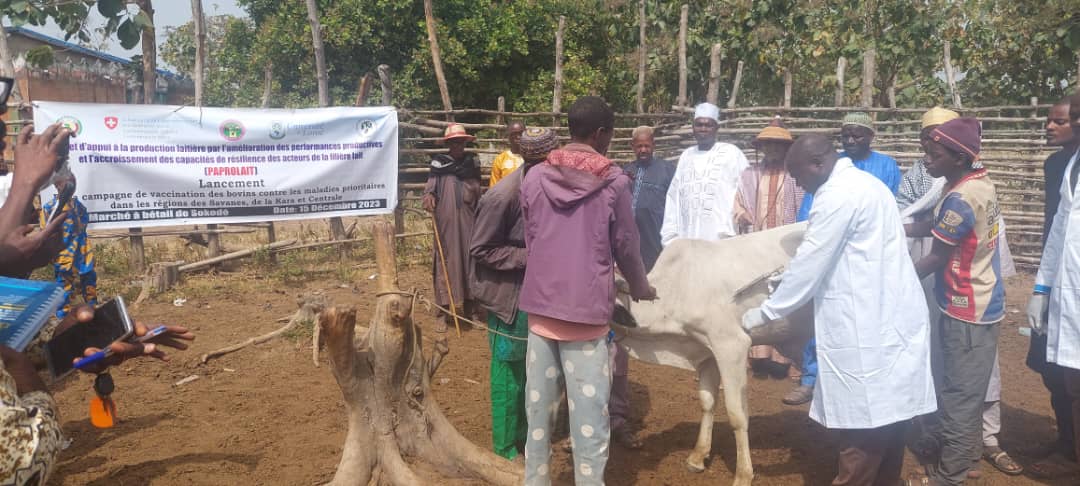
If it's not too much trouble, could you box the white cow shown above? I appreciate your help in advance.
[611,223,811,486]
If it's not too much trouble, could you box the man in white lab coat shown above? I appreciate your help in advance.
[1029,91,1080,469]
[742,135,936,485]
[660,102,749,244]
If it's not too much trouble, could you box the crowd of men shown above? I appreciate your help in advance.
[422,94,1080,485]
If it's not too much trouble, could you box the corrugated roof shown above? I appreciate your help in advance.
[5,25,182,79]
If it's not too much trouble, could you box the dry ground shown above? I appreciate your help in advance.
[38,220,1080,485]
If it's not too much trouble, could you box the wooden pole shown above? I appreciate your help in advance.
[190,0,205,107]
[1031,97,1039,119]
[354,73,373,107]
[553,15,565,126]
[783,69,793,109]
[260,63,272,108]
[424,0,453,118]
[378,64,392,106]
[834,56,846,107]
[266,222,277,264]
[1076,53,1079,90]
[860,48,876,108]
[129,227,145,273]
[727,60,744,109]
[887,79,896,109]
[943,41,961,109]
[496,96,506,127]
[305,0,330,107]
[707,43,722,106]
[179,239,296,273]
[136,0,156,104]
[677,4,689,107]
[636,0,647,113]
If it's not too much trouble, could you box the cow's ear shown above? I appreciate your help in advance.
[611,303,637,328]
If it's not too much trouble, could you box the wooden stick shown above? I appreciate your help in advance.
[201,295,326,364]
[728,60,744,109]
[835,56,846,107]
[636,0,647,113]
[496,96,505,127]
[378,64,393,106]
[677,4,689,107]
[190,0,206,107]
[707,43,722,106]
[423,0,453,118]
[430,217,462,337]
[304,0,329,107]
[354,73,372,107]
[553,15,565,125]
[178,239,296,273]
[783,69,793,109]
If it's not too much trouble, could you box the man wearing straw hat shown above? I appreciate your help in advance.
[735,118,804,380]
[660,102,749,244]
[423,123,483,333]
[470,127,559,463]
[784,112,902,406]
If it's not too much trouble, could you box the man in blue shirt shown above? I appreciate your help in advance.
[783,112,901,405]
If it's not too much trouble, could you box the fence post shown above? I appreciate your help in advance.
[860,48,876,108]
[783,69,793,109]
[834,56,846,107]
[266,222,277,264]
[677,4,689,107]
[496,96,505,127]
[129,227,145,273]
[943,41,961,109]
[378,64,393,106]
[1031,97,1039,119]
[553,15,565,126]
[706,43,722,106]
[635,0,647,113]
[727,60,744,109]
[423,0,453,119]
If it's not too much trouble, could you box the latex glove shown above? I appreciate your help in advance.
[741,307,769,332]
[1027,293,1050,336]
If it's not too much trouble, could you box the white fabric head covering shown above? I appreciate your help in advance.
[693,102,720,121]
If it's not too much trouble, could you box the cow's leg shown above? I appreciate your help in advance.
[714,334,754,486]
[686,358,720,473]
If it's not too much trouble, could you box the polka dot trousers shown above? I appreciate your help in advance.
[524,331,611,486]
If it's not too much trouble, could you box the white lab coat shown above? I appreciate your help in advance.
[761,158,936,429]
[660,142,748,244]
[1036,149,1080,370]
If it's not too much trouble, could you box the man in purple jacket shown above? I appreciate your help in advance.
[518,96,655,486]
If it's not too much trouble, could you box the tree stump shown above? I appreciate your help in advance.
[320,219,522,486]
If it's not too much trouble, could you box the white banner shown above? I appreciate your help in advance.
[33,102,398,229]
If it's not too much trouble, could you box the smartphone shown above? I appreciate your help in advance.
[48,180,75,223]
[45,297,134,378]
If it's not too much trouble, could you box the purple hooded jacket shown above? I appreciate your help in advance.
[518,146,652,326]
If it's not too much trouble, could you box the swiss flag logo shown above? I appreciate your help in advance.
[104,116,118,130]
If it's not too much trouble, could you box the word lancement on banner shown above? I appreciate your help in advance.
[34,102,399,230]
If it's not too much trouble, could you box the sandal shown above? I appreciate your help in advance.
[983,447,1023,476]
[903,475,931,486]
[1029,452,1080,479]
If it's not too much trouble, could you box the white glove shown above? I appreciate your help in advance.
[741,308,769,332]
[1027,293,1050,336]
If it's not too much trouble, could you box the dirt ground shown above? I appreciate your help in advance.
[43,263,1078,485]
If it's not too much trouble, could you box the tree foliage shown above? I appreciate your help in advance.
[158,0,1080,110]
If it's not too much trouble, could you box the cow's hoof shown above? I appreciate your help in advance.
[685,457,706,473]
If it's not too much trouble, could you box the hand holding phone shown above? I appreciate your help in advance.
[45,297,134,378]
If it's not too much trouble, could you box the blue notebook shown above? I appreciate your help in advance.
[0,277,65,351]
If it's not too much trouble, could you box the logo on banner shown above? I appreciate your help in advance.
[104,116,118,130]
[56,116,82,135]
[219,120,246,142]
[269,121,286,140]
[356,120,374,135]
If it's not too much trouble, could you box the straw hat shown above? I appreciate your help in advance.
[752,116,793,148]
[442,123,476,143]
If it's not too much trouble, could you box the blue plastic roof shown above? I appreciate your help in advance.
[5,25,182,80]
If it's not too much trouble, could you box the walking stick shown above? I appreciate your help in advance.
[430,216,462,337]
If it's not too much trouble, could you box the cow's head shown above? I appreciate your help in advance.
[611,277,638,328]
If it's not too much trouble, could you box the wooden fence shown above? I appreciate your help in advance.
[399,103,1056,269]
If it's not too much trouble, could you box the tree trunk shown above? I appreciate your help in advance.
[677,4,689,107]
[0,24,25,105]
[635,0,646,113]
[137,0,156,105]
[706,43,722,106]
[190,0,206,107]
[423,0,453,118]
[320,220,522,486]
[304,0,330,107]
